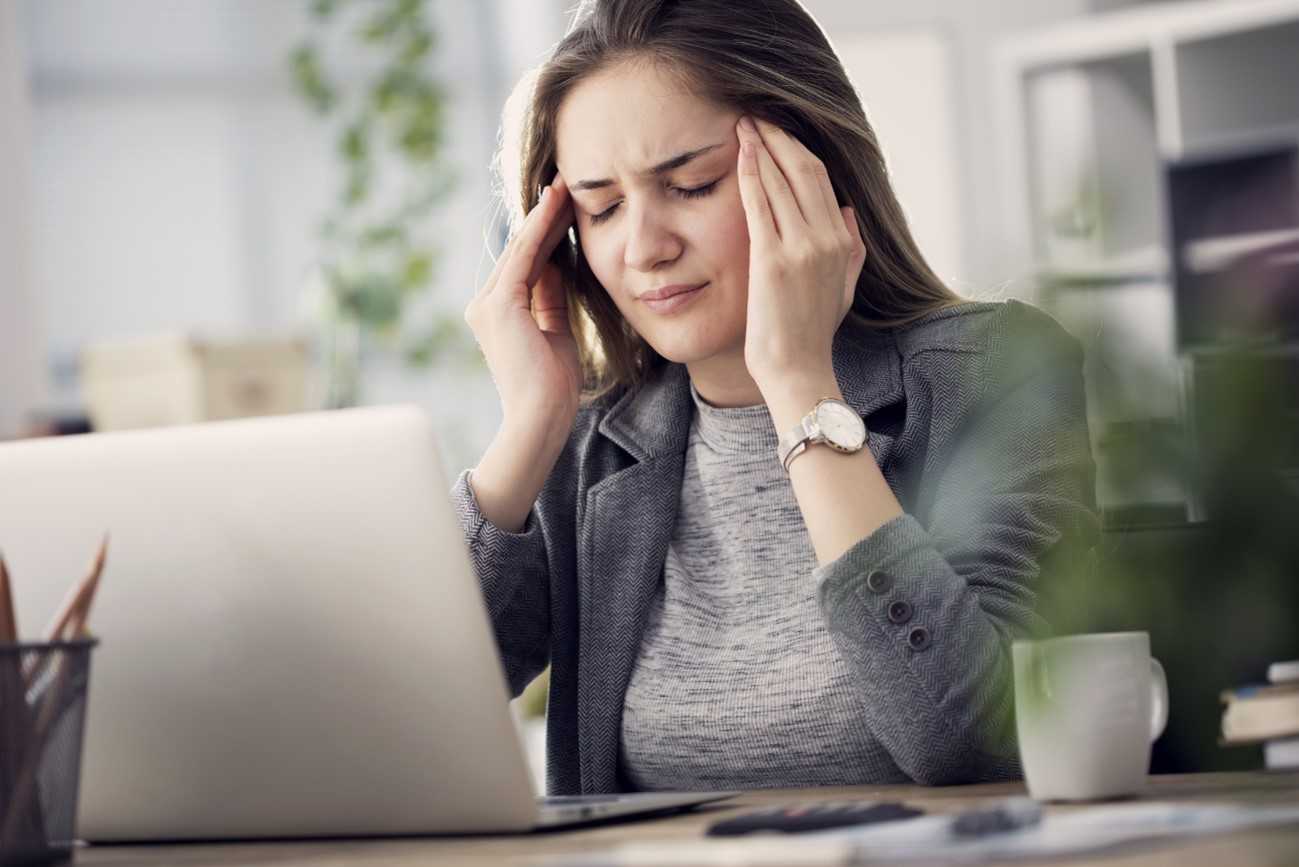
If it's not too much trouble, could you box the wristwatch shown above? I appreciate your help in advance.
[776,397,868,472]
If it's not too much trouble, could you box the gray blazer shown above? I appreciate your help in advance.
[451,299,1098,794]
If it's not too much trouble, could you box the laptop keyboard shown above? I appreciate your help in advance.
[541,794,628,805]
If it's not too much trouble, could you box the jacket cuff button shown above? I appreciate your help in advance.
[865,570,894,594]
[907,626,932,651]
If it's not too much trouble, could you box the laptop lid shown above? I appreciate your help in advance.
[0,406,543,838]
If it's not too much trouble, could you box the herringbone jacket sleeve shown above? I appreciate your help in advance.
[450,469,552,697]
[814,303,1099,785]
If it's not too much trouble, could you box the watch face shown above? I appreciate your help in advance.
[815,401,867,450]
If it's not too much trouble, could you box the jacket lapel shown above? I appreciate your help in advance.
[577,363,691,792]
[575,326,905,792]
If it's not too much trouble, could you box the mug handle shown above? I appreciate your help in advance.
[1149,658,1169,742]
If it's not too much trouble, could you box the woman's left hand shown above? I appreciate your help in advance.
[735,115,865,395]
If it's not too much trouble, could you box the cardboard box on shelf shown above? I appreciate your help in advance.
[81,335,309,432]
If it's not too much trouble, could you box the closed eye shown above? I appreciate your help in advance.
[588,180,721,226]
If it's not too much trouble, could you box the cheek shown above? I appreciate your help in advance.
[577,232,637,317]
[703,191,752,295]
[722,204,751,274]
[702,182,750,258]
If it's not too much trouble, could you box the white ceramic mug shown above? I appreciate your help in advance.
[1012,632,1168,801]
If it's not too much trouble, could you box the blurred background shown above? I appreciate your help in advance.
[1,0,1296,785]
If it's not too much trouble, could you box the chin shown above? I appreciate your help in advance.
[640,328,742,366]
[649,343,705,365]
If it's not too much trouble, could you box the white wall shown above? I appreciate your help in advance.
[12,0,570,470]
[838,30,966,288]
[0,1,44,439]
[804,0,1092,297]
[24,0,332,413]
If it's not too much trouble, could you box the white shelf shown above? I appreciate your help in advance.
[1176,122,1299,163]
[1038,246,1171,285]
[997,0,1299,517]
[1000,0,1299,70]
[997,0,1299,296]
[1176,19,1299,155]
[998,0,1299,160]
[1021,57,1163,268]
[1183,228,1299,274]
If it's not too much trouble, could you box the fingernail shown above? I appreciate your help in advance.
[540,185,550,202]
[739,115,756,133]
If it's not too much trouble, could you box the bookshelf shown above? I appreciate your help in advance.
[994,0,1299,522]
[997,0,1299,284]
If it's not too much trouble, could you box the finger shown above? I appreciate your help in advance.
[843,204,864,250]
[752,117,840,238]
[819,165,849,245]
[735,129,779,251]
[739,118,803,239]
[841,206,864,316]
[842,204,866,269]
[493,177,573,298]
[526,182,575,287]
[481,183,574,300]
[478,188,545,299]
[531,263,571,335]
[478,229,523,298]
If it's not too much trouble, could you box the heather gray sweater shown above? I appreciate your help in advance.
[620,382,908,789]
[451,300,1099,794]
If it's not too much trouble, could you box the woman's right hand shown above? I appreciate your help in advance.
[463,175,582,532]
[464,174,581,441]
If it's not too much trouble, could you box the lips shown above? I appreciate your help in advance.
[640,282,706,301]
[640,282,707,314]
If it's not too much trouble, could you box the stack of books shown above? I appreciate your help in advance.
[1222,660,1299,770]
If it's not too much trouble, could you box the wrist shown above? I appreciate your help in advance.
[472,417,571,533]
[500,408,574,452]
[759,364,842,432]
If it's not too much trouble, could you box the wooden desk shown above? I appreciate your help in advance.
[76,771,1299,866]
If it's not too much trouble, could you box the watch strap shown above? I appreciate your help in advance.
[776,400,833,472]
[780,439,808,473]
[775,397,866,473]
[776,413,815,470]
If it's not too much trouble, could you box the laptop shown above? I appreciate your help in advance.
[0,406,732,839]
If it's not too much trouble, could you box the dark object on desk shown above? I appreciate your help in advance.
[949,798,1041,837]
[17,413,93,440]
[705,800,923,836]
[0,639,98,866]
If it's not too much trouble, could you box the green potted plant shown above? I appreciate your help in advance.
[291,0,470,407]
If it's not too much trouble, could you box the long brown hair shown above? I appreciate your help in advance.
[495,0,962,400]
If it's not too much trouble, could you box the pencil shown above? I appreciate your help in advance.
[4,537,109,850]
[0,553,17,644]
[42,534,108,643]
[67,534,107,639]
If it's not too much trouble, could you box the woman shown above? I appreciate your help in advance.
[456,0,1097,793]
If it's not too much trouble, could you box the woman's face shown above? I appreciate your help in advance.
[554,61,750,366]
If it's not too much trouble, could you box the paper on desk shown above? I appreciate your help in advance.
[546,802,1299,866]
[834,802,1299,863]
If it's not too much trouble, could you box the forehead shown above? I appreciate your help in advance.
[554,61,731,181]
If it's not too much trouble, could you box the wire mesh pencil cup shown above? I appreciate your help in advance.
[0,639,97,866]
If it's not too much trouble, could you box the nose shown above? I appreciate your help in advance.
[623,199,682,272]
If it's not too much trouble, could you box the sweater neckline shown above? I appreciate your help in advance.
[688,380,778,453]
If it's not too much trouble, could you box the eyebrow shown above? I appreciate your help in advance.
[568,143,724,192]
